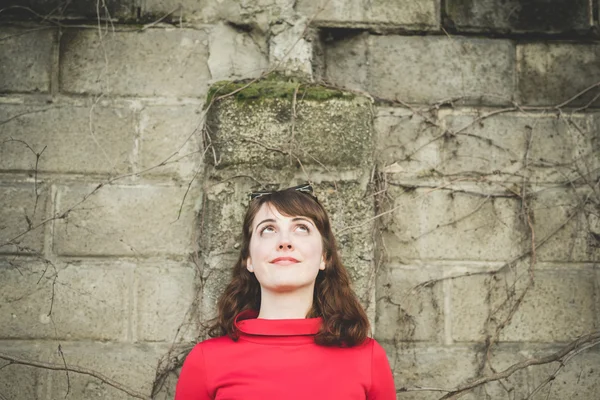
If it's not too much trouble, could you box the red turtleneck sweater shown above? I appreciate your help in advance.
[175,310,396,400]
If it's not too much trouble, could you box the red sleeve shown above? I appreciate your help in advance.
[175,344,212,400]
[367,340,396,400]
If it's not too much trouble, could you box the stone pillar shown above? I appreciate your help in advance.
[200,76,378,324]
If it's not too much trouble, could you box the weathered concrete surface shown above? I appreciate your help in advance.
[1,3,599,399]
[269,17,314,76]
[0,340,48,400]
[533,187,600,262]
[143,0,295,32]
[296,0,439,29]
[444,0,593,34]
[0,184,48,254]
[316,181,375,306]
[323,35,515,105]
[388,345,482,399]
[0,0,136,20]
[47,342,164,400]
[0,27,55,93]
[0,104,135,175]
[375,108,599,184]
[0,260,50,340]
[138,105,203,180]
[207,82,373,169]
[60,29,210,97]
[54,184,199,257]
[450,266,597,342]
[207,23,269,81]
[518,43,600,107]
[380,185,527,262]
[0,260,132,340]
[135,264,197,342]
[375,266,444,343]
[527,348,600,399]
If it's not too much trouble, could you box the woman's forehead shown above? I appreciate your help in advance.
[252,203,313,225]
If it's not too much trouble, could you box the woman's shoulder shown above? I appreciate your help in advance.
[195,334,235,349]
[183,335,235,363]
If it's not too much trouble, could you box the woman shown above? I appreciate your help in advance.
[175,184,396,399]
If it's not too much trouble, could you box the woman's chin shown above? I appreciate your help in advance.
[264,280,313,293]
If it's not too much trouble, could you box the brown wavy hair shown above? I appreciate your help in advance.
[208,187,370,347]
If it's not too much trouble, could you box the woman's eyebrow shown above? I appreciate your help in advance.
[292,217,314,225]
[255,218,276,230]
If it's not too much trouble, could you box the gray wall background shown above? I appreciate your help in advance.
[0,1,599,399]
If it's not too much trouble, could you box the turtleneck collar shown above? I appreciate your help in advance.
[234,309,322,343]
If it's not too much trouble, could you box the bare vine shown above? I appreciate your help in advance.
[1,1,599,399]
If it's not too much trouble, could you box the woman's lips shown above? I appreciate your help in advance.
[270,257,299,265]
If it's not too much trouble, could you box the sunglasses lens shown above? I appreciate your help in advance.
[249,184,314,200]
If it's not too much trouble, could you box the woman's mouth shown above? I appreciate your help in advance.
[270,257,300,265]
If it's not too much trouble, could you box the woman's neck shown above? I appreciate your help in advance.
[257,284,315,319]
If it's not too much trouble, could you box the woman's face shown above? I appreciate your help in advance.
[247,203,325,293]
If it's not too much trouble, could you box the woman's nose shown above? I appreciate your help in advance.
[277,238,293,250]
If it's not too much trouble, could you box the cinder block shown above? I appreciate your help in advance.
[445,112,598,184]
[0,0,136,20]
[0,184,48,254]
[527,347,600,399]
[499,270,597,342]
[0,27,55,93]
[47,342,163,400]
[0,260,132,340]
[449,272,489,343]
[143,0,291,31]
[269,21,313,76]
[201,179,251,267]
[208,23,269,81]
[0,259,55,339]
[451,266,597,342]
[136,265,197,342]
[376,108,599,183]
[208,93,373,169]
[481,344,544,399]
[316,181,375,305]
[201,266,234,321]
[320,32,368,93]
[296,0,438,28]
[324,35,515,105]
[0,104,135,175]
[51,262,132,340]
[444,0,592,34]
[375,266,444,342]
[533,187,599,262]
[54,184,198,256]
[380,186,526,261]
[390,345,481,399]
[60,29,210,97]
[295,0,364,23]
[0,340,49,400]
[367,0,438,27]
[518,43,600,107]
[375,107,445,178]
[138,105,202,180]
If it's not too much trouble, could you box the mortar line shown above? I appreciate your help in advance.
[443,275,453,346]
[43,184,57,263]
[129,264,137,343]
[49,27,61,97]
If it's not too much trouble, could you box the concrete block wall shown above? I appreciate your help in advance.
[1,1,599,399]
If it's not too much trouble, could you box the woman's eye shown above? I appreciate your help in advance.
[296,224,310,233]
[260,225,275,234]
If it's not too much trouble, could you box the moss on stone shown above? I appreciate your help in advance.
[206,75,354,105]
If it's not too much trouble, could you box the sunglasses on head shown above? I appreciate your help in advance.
[249,183,315,201]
